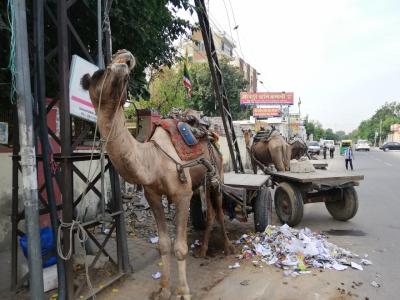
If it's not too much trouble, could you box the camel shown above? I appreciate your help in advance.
[243,128,290,173]
[81,49,233,300]
[288,136,308,160]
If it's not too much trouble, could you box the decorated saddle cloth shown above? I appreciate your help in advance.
[152,119,204,161]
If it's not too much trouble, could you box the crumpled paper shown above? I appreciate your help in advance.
[235,225,372,276]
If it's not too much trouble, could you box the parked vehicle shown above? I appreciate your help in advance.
[340,140,353,155]
[355,140,370,151]
[379,141,400,151]
[307,141,320,155]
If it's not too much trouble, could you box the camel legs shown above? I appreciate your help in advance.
[214,190,234,255]
[174,192,192,300]
[146,190,172,300]
[195,188,215,258]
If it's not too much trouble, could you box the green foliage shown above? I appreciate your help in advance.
[131,58,251,119]
[0,0,193,107]
[187,58,251,119]
[355,102,400,142]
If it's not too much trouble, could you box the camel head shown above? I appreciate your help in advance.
[81,49,136,112]
[242,128,253,146]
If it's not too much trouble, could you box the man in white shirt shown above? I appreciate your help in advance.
[344,147,354,170]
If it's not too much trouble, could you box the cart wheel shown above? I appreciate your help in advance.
[190,193,206,230]
[325,187,358,221]
[253,188,272,232]
[274,182,304,226]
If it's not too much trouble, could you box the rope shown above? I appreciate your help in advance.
[7,0,17,104]
[57,220,95,299]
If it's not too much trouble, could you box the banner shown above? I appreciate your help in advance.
[240,92,294,105]
[253,107,282,117]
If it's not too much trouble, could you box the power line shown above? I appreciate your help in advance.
[227,0,245,61]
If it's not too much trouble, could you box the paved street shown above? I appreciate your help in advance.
[95,148,400,300]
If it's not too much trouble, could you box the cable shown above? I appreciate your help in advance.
[7,0,17,104]
[227,0,245,60]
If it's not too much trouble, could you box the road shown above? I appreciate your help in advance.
[95,148,399,300]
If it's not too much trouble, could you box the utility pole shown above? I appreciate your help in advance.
[379,119,383,146]
[287,106,291,140]
[12,0,44,298]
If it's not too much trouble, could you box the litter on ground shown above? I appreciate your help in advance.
[233,224,372,276]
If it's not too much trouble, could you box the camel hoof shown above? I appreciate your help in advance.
[224,243,236,256]
[194,247,207,258]
[151,288,172,300]
[175,294,191,300]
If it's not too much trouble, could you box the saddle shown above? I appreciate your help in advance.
[253,129,273,143]
[137,109,218,161]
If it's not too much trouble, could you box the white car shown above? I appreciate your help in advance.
[355,140,370,151]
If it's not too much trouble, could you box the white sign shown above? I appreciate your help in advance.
[69,55,99,122]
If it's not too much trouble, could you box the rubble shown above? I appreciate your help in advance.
[122,187,178,239]
[234,224,372,275]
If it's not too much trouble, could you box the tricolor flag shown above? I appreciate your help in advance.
[183,62,192,97]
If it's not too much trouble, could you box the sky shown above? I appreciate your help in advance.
[183,0,400,133]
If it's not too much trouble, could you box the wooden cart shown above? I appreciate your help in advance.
[190,173,274,233]
[271,170,364,226]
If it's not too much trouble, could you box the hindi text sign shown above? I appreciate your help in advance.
[240,92,294,105]
[253,107,282,118]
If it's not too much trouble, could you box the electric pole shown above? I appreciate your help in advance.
[12,0,44,298]
[379,119,383,146]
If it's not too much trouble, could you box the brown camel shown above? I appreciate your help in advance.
[288,136,308,160]
[81,50,233,300]
[243,128,290,172]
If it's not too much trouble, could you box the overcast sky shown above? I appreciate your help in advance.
[186,0,400,132]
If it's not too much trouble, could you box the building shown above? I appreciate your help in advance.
[387,124,400,142]
[181,29,258,92]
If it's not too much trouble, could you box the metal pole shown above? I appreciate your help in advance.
[33,1,66,298]
[97,0,104,68]
[287,106,291,139]
[11,106,20,291]
[379,119,382,146]
[12,0,44,298]
[57,0,74,297]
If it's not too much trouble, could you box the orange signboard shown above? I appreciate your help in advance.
[253,107,282,117]
[240,92,294,105]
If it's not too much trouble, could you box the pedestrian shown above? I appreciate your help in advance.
[329,144,335,158]
[323,143,328,159]
[344,147,354,170]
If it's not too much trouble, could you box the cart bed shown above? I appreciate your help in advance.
[224,173,270,189]
[272,170,364,185]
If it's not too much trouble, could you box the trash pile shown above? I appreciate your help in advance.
[234,224,372,276]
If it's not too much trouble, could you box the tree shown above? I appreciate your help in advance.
[187,58,250,119]
[0,0,193,108]
[355,102,400,142]
[324,128,338,141]
[127,58,250,119]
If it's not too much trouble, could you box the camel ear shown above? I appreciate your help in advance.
[81,73,91,90]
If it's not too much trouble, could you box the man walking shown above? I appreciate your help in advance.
[344,147,354,170]
[329,144,335,158]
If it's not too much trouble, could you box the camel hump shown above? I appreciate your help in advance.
[81,73,91,90]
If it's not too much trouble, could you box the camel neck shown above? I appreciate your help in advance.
[96,106,156,185]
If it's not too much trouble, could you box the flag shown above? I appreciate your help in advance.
[183,62,192,97]
[298,97,301,105]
